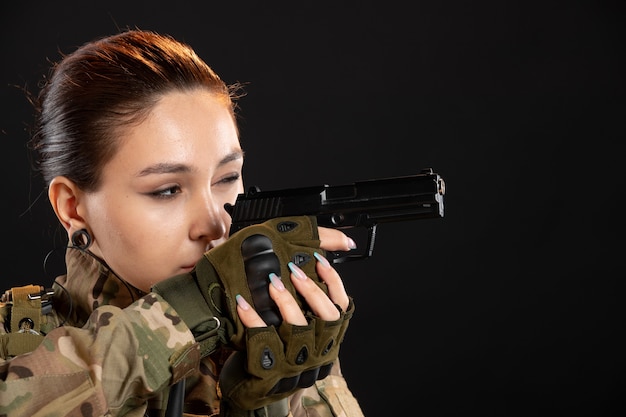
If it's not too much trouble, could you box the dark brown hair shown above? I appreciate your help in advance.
[29,29,243,191]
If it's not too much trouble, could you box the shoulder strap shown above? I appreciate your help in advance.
[0,284,45,357]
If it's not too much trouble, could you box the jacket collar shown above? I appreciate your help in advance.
[53,248,145,326]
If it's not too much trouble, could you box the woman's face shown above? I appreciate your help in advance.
[79,89,244,292]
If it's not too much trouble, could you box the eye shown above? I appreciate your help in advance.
[149,185,182,199]
[217,173,241,185]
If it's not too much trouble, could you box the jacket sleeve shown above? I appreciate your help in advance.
[288,359,365,417]
[0,293,199,416]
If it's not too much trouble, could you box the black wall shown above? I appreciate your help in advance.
[1,2,624,415]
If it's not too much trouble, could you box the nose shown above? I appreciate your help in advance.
[189,195,228,244]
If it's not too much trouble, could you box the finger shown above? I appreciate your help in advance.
[235,294,267,328]
[318,227,357,252]
[313,252,350,312]
[288,262,341,321]
[267,273,308,326]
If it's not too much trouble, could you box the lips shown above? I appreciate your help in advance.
[181,258,200,273]
[180,265,196,274]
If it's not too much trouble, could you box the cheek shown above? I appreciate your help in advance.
[87,200,185,289]
[90,194,179,245]
[111,211,182,257]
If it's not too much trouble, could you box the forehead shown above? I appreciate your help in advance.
[109,90,241,174]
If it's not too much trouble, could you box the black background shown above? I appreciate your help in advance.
[1,1,624,416]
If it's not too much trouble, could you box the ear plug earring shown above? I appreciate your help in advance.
[71,228,92,250]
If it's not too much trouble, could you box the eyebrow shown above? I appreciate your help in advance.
[136,149,244,177]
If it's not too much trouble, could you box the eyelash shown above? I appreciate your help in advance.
[220,173,241,185]
[149,173,241,199]
[150,186,181,199]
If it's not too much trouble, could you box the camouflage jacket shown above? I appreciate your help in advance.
[0,248,364,417]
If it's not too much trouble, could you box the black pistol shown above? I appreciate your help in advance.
[225,168,445,264]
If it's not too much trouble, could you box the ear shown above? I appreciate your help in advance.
[48,176,88,238]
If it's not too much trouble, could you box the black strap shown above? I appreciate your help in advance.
[164,380,185,417]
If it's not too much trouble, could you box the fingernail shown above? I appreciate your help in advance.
[288,262,307,280]
[314,251,331,268]
[269,272,285,291]
[236,294,251,310]
[347,237,357,250]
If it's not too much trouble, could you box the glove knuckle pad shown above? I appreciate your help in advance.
[241,234,281,326]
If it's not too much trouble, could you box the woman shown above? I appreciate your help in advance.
[0,29,363,416]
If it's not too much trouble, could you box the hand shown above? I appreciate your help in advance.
[216,218,356,410]
[237,226,353,328]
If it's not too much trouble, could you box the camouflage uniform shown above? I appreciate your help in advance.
[0,249,364,417]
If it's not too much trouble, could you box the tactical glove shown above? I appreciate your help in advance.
[218,298,353,410]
